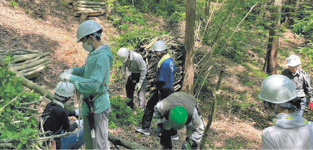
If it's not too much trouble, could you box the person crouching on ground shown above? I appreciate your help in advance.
[41,81,84,149]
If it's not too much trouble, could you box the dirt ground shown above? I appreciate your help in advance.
[0,0,308,149]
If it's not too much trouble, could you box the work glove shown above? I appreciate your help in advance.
[156,123,163,137]
[59,72,71,81]
[182,139,197,150]
[135,82,143,91]
[75,109,79,117]
[64,68,73,74]
[75,119,83,127]
[308,102,313,111]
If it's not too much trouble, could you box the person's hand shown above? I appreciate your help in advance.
[135,82,142,91]
[64,69,73,74]
[181,139,197,150]
[156,123,163,137]
[59,72,71,81]
[308,102,313,111]
[75,120,83,127]
[75,109,79,117]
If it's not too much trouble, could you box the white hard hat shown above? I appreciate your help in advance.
[286,55,301,67]
[54,81,75,98]
[76,20,102,42]
[152,40,167,52]
[259,75,297,104]
[117,48,129,63]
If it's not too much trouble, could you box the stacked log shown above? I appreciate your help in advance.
[0,49,50,79]
[74,1,106,17]
[137,35,185,92]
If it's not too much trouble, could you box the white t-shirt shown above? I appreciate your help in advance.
[262,113,313,149]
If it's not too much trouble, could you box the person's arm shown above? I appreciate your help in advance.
[61,110,78,132]
[72,65,86,77]
[262,129,276,149]
[136,56,147,84]
[187,109,204,144]
[154,101,164,124]
[69,54,110,94]
[303,72,313,102]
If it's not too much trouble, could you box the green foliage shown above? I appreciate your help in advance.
[110,5,146,31]
[292,4,313,38]
[109,96,144,129]
[117,0,185,23]
[0,58,41,149]
[10,0,18,8]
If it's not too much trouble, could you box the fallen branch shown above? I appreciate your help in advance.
[14,58,49,71]
[12,54,39,64]
[18,62,49,74]
[0,56,54,100]
[0,90,26,113]
[0,143,15,148]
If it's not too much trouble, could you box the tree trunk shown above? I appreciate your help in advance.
[182,0,196,94]
[263,0,281,75]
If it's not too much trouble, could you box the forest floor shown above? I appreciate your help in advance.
[0,0,310,149]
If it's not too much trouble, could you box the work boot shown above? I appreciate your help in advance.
[171,134,179,140]
[135,127,150,136]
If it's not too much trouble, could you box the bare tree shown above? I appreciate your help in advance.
[263,0,282,75]
[182,0,196,94]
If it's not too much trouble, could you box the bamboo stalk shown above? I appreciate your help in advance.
[14,53,49,67]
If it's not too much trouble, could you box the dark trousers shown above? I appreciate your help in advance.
[142,86,174,129]
[160,128,177,149]
[126,73,140,108]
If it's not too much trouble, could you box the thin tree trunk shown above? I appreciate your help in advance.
[182,0,196,94]
[256,0,268,24]
[263,0,281,75]
[199,70,224,149]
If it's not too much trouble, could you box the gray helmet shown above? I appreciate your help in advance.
[117,48,129,63]
[76,20,102,42]
[152,40,167,52]
[286,55,301,67]
[54,81,75,98]
[259,75,297,104]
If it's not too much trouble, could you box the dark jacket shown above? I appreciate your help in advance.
[41,101,78,148]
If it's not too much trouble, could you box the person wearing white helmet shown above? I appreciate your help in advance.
[41,81,84,149]
[59,20,114,149]
[116,48,147,109]
[259,75,313,149]
[135,40,177,139]
[281,54,313,116]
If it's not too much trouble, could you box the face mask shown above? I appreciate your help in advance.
[82,42,94,52]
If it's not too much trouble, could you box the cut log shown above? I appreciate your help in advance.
[11,54,38,63]
[14,58,49,71]
[75,4,104,8]
[108,132,145,149]
[75,1,106,5]
[75,7,105,11]
[18,61,50,74]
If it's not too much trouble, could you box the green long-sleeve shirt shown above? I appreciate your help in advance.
[69,44,113,116]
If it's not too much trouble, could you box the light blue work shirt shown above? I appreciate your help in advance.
[69,44,113,116]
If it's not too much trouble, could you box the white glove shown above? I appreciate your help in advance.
[75,109,79,117]
[64,69,73,74]
[59,72,71,81]
[75,120,83,127]
[135,82,142,91]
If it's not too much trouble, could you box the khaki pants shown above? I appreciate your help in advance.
[83,107,110,149]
